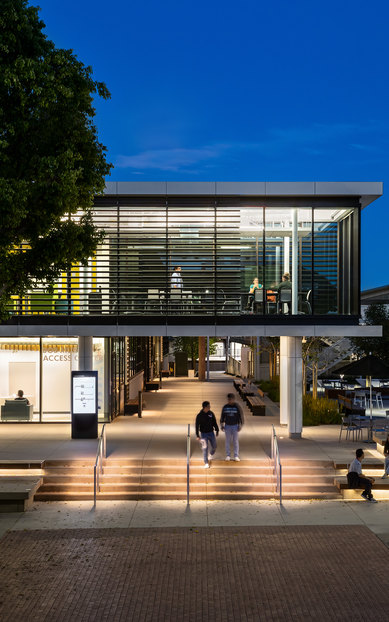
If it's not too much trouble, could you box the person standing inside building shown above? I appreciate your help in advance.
[220,393,244,461]
[171,266,183,289]
[195,401,219,469]
[347,448,377,502]
[15,389,29,405]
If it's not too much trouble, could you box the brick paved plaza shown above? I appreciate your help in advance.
[0,525,388,621]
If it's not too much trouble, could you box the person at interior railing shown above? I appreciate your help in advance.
[246,277,262,311]
[171,266,183,289]
[277,272,292,314]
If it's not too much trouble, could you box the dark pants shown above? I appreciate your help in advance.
[347,472,373,498]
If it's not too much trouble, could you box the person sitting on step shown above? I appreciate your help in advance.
[347,448,377,503]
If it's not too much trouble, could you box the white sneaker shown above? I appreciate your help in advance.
[234,456,241,462]
[225,456,231,461]
[208,454,213,461]
[204,463,210,469]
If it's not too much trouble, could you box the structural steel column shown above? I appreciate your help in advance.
[291,208,298,315]
[280,336,302,438]
[78,336,93,371]
[198,337,206,381]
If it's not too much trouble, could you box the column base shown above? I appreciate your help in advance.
[289,432,302,439]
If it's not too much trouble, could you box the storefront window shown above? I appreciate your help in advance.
[0,337,107,423]
[42,338,78,421]
[0,338,40,421]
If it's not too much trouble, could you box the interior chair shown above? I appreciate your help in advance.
[254,288,264,313]
[278,289,292,314]
[169,288,182,314]
[1,399,34,421]
[303,290,312,314]
[145,289,161,313]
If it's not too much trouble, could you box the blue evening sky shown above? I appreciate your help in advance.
[34,0,388,290]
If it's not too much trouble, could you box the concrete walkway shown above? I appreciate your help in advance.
[0,374,384,464]
[1,498,389,549]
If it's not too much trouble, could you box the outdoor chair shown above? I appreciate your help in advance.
[354,391,367,408]
[371,392,384,409]
[338,416,361,442]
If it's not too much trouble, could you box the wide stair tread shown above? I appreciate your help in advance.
[35,458,340,501]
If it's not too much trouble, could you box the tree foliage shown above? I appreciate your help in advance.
[172,337,218,368]
[351,304,389,364]
[0,0,111,316]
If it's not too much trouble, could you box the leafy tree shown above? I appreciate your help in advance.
[350,304,389,364]
[302,337,326,398]
[172,337,217,368]
[0,0,111,316]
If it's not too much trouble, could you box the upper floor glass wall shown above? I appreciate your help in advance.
[7,200,360,318]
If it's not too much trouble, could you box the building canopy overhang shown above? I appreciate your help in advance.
[0,324,382,338]
[103,181,383,209]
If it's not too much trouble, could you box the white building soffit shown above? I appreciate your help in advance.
[0,325,382,338]
[103,181,383,207]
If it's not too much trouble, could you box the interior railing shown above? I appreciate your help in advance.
[271,424,282,504]
[93,423,107,506]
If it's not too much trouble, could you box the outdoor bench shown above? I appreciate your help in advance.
[334,474,389,499]
[145,381,160,392]
[247,396,266,416]
[124,391,143,417]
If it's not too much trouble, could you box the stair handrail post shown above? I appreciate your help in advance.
[102,423,107,459]
[186,423,191,505]
[93,464,97,506]
[271,424,282,505]
[93,424,106,504]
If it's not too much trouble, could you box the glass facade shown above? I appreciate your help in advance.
[6,198,360,320]
[0,337,106,422]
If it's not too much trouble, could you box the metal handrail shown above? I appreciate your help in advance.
[93,423,107,506]
[186,424,191,505]
[271,424,282,504]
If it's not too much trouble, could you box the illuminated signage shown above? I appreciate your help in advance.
[72,372,97,415]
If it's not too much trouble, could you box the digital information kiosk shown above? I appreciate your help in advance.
[71,371,98,439]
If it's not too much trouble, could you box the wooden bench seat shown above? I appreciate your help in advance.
[145,381,160,392]
[233,379,245,392]
[124,391,143,417]
[247,396,266,416]
[240,386,255,400]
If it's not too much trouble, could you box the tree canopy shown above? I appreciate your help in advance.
[0,0,111,316]
[351,304,389,364]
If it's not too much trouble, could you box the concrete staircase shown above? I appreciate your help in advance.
[34,458,340,501]
[306,337,354,380]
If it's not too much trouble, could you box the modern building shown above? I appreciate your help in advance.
[0,182,383,436]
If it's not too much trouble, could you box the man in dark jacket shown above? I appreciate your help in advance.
[195,401,219,469]
[220,393,244,461]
